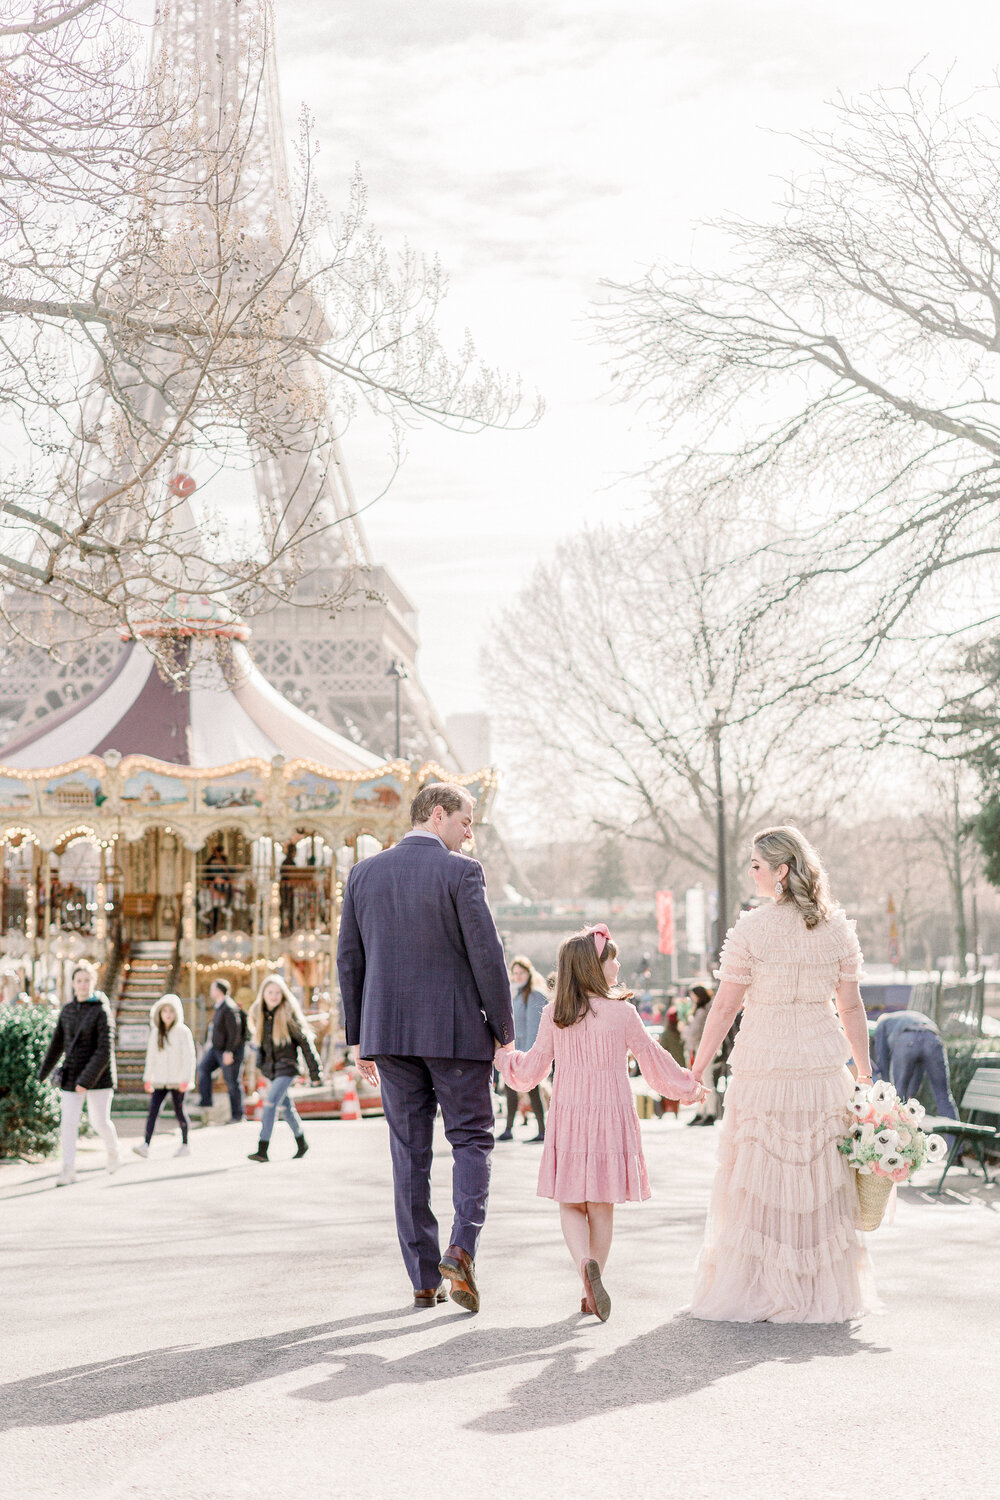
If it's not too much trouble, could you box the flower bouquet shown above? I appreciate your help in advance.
[839,1080,949,1230]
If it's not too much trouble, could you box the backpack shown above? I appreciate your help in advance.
[236,1003,249,1045]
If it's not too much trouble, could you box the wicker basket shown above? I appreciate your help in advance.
[856,1170,894,1231]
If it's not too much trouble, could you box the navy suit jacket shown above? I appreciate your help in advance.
[337,835,513,1061]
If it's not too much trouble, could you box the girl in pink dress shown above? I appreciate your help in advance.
[495,924,702,1321]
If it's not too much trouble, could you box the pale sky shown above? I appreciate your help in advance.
[175,3,1000,722]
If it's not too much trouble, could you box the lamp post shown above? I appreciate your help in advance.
[386,658,408,760]
[709,707,728,966]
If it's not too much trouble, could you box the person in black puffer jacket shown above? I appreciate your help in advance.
[38,961,121,1186]
[246,974,322,1162]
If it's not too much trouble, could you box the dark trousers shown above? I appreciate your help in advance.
[891,1030,959,1119]
[145,1088,188,1145]
[505,1083,545,1134]
[197,1043,245,1119]
[375,1055,494,1291]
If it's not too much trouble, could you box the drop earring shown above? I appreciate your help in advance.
[774,880,783,897]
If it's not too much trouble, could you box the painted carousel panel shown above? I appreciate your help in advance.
[198,771,265,811]
[41,770,105,813]
[0,775,36,813]
[122,768,192,809]
[286,770,345,814]
[350,773,405,813]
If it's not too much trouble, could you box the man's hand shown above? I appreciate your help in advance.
[354,1053,379,1088]
[222,1051,234,1065]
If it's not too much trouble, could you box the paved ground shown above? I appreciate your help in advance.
[1,1106,994,1500]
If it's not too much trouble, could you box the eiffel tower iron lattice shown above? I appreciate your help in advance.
[0,0,456,768]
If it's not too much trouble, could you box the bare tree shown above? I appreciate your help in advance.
[0,1,534,664]
[601,74,1000,682]
[484,514,855,927]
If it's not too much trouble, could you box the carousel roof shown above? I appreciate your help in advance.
[0,636,382,774]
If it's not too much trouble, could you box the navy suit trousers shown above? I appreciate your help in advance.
[375,1055,495,1291]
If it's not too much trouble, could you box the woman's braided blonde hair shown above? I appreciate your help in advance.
[752,825,833,930]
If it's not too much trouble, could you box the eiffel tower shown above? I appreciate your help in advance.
[0,0,455,768]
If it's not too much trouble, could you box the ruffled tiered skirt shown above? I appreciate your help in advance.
[690,1000,876,1323]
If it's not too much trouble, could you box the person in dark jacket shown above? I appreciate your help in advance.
[655,1004,686,1117]
[195,977,245,1121]
[497,956,547,1143]
[246,974,322,1161]
[38,961,121,1186]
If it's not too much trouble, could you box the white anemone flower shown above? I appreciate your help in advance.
[924,1134,949,1163]
[869,1081,898,1110]
[849,1096,868,1118]
[874,1128,900,1153]
[899,1098,926,1127]
[858,1123,877,1148]
[880,1152,906,1173]
[896,1127,913,1149]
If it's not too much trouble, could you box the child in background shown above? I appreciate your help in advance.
[495,924,703,1321]
[134,994,196,1158]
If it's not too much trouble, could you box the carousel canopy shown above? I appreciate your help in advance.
[0,637,381,774]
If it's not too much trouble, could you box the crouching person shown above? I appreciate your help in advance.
[134,994,196,1159]
[247,975,323,1162]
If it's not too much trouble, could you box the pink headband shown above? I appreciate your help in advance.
[587,923,610,958]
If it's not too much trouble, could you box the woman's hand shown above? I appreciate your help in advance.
[75,1084,86,1095]
[494,1041,514,1056]
[144,1082,153,1093]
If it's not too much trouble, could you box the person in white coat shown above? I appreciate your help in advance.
[133,994,197,1158]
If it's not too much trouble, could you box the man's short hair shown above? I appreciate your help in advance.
[211,976,232,997]
[409,781,475,827]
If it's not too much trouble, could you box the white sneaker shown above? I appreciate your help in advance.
[107,1153,122,1174]
[55,1170,75,1187]
[174,1143,191,1157]
[132,1142,150,1158]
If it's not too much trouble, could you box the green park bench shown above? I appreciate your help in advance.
[926,1065,1000,1195]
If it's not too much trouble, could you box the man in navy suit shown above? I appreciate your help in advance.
[337,782,513,1313]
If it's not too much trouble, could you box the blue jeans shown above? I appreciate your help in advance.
[197,1044,245,1120]
[259,1074,304,1142]
[890,1030,958,1120]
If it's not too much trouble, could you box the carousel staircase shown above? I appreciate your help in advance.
[114,941,177,1097]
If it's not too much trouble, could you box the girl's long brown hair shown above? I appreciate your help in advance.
[248,974,313,1048]
[552,931,633,1029]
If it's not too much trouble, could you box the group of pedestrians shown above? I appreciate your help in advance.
[37,967,326,1183]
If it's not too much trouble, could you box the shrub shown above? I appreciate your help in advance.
[0,1005,60,1160]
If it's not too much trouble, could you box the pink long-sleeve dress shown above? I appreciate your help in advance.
[495,997,699,1203]
[690,901,876,1323]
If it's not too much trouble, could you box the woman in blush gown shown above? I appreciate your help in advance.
[688,826,876,1324]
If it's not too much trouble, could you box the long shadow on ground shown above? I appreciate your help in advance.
[0,1309,465,1430]
[293,1315,888,1431]
[0,1311,887,1435]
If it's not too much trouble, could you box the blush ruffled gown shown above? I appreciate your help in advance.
[690,901,876,1323]
[496,997,699,1202]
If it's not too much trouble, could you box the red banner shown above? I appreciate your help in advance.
[655,889,675,955]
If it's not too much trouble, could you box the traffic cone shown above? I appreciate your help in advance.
[340,1074,362,1123]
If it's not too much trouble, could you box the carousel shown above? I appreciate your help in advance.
[0,598,495,1101]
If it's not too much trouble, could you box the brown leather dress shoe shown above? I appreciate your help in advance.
[413,1285,447,1308]
[438,1245,480,1313]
